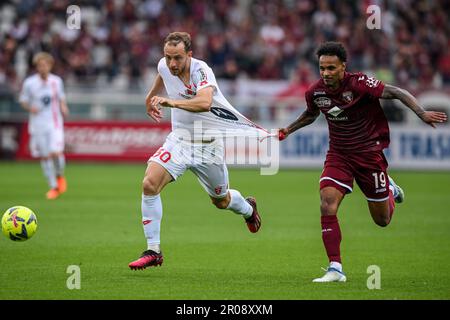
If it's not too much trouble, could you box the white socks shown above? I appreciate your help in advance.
[54,154,66,177]
[142,194,162,253]
[330,261,343,272]
[40,159,57,189]
[226,189,253,219]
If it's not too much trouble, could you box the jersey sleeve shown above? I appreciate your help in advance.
[157,58,165,74]
[353,73,385,98]
[58,78,66,100]
[305,89,318,113]
[19,80,31,104]
[192,65,217,93]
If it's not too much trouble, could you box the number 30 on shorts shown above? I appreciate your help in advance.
[372,172,386,189]
[152,147,171,163]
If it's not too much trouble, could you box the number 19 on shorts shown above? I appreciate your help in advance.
[372,172,386,189]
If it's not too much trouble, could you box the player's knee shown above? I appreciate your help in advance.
[212,198,229,209]
[320,198,339,216]
[142,177,160,196]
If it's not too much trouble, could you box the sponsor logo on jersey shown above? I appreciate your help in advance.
[327,106,344,117]
[198,68,208,87]
[342,91,353,103]
[313,91,326,96]
[210,107,239,121]
[314,97,332,108]
[328,116,348,121]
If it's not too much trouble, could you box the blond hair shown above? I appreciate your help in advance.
[32,52,54,66]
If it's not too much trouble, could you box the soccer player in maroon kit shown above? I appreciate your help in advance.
[279,42,447,282]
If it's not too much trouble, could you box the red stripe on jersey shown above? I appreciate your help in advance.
[50,81,60,129]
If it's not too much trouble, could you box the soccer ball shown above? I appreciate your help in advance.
[1,206,38,241]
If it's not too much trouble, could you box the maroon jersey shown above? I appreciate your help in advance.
[305,72,389,152]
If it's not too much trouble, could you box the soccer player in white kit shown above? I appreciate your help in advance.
[19,52,69,200]
[129,32,262,270]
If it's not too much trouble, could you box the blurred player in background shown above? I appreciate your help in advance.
[279,42,447,282]
[129,32,262,270]
[19,52,69,200]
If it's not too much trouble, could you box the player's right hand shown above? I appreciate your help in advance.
[278,128,289,141]
[146,96,163,122]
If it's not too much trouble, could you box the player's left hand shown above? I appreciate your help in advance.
[150,96,175,109]
[420,111,448,128]
[147,96,170,122]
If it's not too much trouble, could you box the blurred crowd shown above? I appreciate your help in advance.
[0,0,449,93]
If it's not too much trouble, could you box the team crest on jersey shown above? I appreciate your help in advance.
[342,91,353,103]
[179,84,196,99]
[314,97,332,108]
[185,88,195,96]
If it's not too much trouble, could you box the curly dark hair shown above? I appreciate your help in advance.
[316,42,347,62]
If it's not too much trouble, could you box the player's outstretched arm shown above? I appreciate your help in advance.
[60,99,69,118]
[151,87,213,113]
[381,84,448,128]
[279,109,320,140]
[145,74,165,122]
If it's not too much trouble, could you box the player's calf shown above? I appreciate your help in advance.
[372,215,390,227]
[211,196,229,209]
[368,200,392,227]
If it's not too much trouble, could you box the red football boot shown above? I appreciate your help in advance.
[245,197,261,233]
[129,250,163,270]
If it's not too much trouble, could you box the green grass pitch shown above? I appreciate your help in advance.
[0,162,449,299]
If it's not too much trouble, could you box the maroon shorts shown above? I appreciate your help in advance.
[319,149,390,201]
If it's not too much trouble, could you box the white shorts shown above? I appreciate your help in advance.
[149,132,229,198]
[30,128,64,158]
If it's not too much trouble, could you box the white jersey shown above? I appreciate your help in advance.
[158,57,267,138]
[19,73,66,134]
